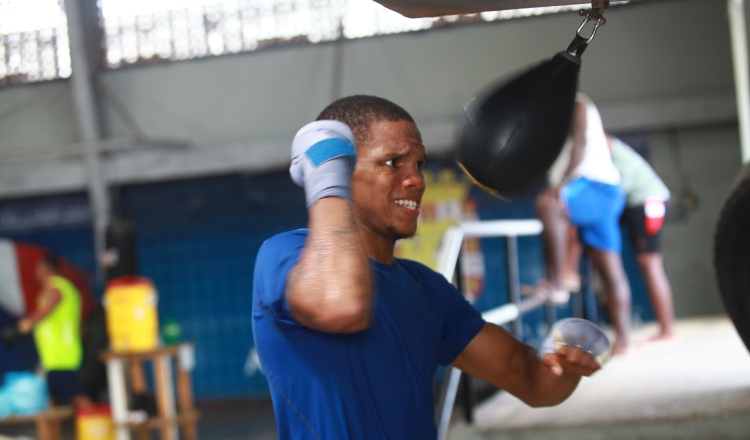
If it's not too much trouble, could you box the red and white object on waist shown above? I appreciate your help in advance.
[644,197,666,236]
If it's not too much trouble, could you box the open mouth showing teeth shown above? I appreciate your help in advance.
[395,199,418,210]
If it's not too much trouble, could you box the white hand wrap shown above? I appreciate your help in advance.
[290,120,357,208]
[539,318,613,366]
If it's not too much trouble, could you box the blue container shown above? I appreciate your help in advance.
[3,371,50,416]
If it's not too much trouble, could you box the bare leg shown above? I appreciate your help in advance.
[588,247,632,354]
[536,192,570,290]
[636,252,676,340]
[71,394,95,409]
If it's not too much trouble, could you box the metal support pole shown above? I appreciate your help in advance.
[582,255,598,322]
[729,0,750,163]
[437,367,463,440]
[571,283,585,319]
[461,373,475,424]
[65,0,110,278]
[545,300,557,327]
[331,21,345,102]
[506,235,523,338]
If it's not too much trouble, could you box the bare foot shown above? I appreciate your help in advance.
[612,343,634,356]
[562,273,581,292]
[638,333,680,348]
[651,332,678,341]
[521,280,570,304]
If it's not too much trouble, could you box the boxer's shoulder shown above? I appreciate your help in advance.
[258,229,308,261]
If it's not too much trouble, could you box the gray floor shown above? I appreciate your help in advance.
[447,316,750,440]
[195,399,278,440]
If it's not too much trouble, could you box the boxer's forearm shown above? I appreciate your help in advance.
[486,341,581,408]
[287,197,373,333]
[452,323,583,408]
[286,121,370,332]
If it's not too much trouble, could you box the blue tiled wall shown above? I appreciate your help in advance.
[119,172,308,399]
[0,192,96,276]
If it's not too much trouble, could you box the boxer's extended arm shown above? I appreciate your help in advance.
[452,321,604,407]
[285,121,373,333]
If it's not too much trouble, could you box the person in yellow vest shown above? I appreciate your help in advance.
[2,254,93,409]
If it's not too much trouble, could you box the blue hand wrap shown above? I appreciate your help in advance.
[290,120,356,207]
[305,138,356,167]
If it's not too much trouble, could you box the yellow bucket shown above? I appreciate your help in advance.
[104,276,159,352]
[76,405,115,440]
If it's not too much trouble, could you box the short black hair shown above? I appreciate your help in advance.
[316,95,415,146]
[40,253,60,272]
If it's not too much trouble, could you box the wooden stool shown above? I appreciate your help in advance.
[101,344,199,440]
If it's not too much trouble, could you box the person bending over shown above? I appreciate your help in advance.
[531,93,632,355]
[252,95,611,439]
[609,134,676,343]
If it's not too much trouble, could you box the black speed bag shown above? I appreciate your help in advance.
[714,161,750,355]
[457,51,581,195]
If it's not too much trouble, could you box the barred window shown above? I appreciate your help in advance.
[0,0,72,85]
[0,0,593,82]
[99,0,588,69]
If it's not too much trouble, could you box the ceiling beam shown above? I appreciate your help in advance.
[373,0,629,18]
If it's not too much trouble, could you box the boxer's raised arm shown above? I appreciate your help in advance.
[285,121,373,333]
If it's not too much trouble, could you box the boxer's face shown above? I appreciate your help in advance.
[350,119,426,244]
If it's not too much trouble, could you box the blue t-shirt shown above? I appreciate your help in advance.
[252,229,485,440]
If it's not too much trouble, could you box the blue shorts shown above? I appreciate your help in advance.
[47,370,84,404]
[561,177,625,252]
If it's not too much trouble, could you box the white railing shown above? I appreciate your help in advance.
[435,219,548,440]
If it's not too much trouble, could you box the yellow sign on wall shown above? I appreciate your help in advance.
[395,167,485,302]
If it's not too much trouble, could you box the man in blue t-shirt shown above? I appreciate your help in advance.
[253,95,611,439]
